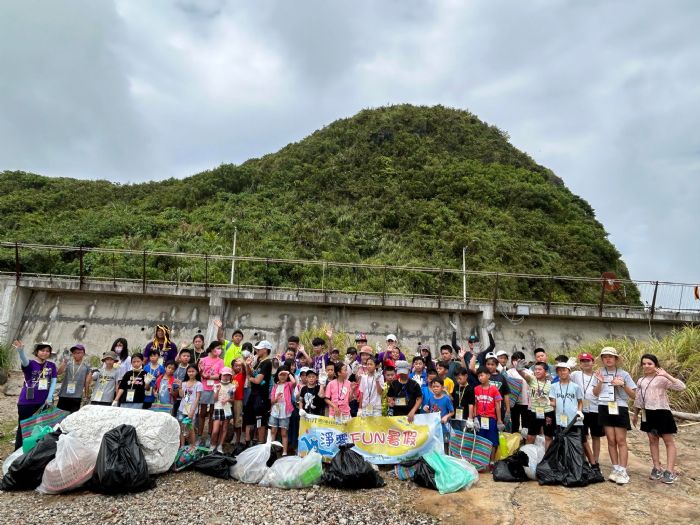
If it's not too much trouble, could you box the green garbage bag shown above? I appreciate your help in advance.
[260,451,323,489]
[23,425,53,454]
[424,450,479,494]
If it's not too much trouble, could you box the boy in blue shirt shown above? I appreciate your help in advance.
[143,349,165,410]
[422,378,454,452]
[549,362,584,430]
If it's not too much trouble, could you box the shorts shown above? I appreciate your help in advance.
[120,402,144,410]
[330,413,353,424]
[233,400,243,428]
[90,401,112,406]
[269,416,290,429]
[527,410,556,438]
[640,408,677,435]
[212,408,233,421]
[244,393,270,428]
[199,390,215,405]
[476,416,499,447]
[57,397,82,413]
[597,404,631,430]
[581,411,605,440]
[361,405,382,417]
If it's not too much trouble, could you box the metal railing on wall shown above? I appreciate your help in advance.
[1,242,698,316]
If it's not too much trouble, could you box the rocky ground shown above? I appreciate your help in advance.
[1,372,699,525]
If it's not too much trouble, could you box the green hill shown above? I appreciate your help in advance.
[0,104,636,304]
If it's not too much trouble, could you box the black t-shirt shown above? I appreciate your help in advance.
[299,385,326,415]
[489,372,511,397]
[251,358,273,396]
[118,370,147,404]
[388,379,423,416]
[452,384,475,415]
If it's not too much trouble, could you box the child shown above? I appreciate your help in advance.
[324,362,336,383]
[358,359,384,416]
[57,343,92,413]
[470,366,504,466]
[299,369,326,416]
[90,351,119,406]
[154,361,178,409]
[381,365,396,416]
[270,367,296,455]
[451,367,475,432]
[198,341,225,446]
[173,348,192,416]
[211,367,237,453]
[422,378,454,451]
[143,349,165,410]
[548,362,584,431]
[410,356,427,386]
[526,362,555,449]
[632,354,685,484]
[114,353,147,409]
[230,358,247,450]
[325,363,353,423]
[571,352,603,470]
[177,364,203,446]
[506,351,530,434]
[421,368,439,403]
[387,361,423,422]
[436,361,455,395]
[484,353,511,429]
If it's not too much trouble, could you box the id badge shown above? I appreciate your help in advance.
[480,416,490,429]
[26,387,35,400]
[207,379,215,386]
[224,405,232,418]
[455,408,464,420]
[66,382,77,395]
[607,401,619,415]
[38,378,48,390]
[560,414,569,426]
[395,397,407,407]
[641,408,647,423]
[536,407,545,420]
[93,390,103,402]
[158,357,164,366]
[126,390,135,402]
[582,399,590,412]
[183,402,191,414]
[256,416,262,429]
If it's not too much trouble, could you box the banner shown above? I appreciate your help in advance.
[297,412,444,464]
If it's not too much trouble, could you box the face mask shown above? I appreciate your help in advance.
[115,345,123,351]
[133,365,142,371]
[221,378,231,384]
[213,349,222,357]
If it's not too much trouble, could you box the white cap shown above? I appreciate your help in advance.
[395,360,410,374]
[386,334,397,342]
[484,352,498,361]
[254,340,273,351]
[555,362,572,370]
[495,350,508,357]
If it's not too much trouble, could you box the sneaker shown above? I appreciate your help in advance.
[661,470,677,484]
[608,470,621,483]
[216,445,224,454]
[616,471,630,485]
[650,467,663,480]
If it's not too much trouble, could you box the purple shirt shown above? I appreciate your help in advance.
[143,341,178,363]
[19,360,57,405]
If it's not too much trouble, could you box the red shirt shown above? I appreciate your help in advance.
[233,372,245,401]
[474,384,502,418]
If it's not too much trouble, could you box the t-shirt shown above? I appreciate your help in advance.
[634,375,686,411]
[591,368,636,407]
[143,340,178,364]
[250,358,273,397]
[387,379,423,416]
[571,370,599,414]
[359,373,384,409]
[223,340,242,368]
[59,360,90,399]
[144,363,165,401]
[116,358,132,382]
[549,381,583,427]
[91,368,118,404]
[300,385,325,415]
[155,375,176,404]
[233,372,245,401]
[409,370,427,387]
[527,376,554,413]
[423,392,454,418]
[19,360,58,406]
[474,384,502,419]
[441,376,455,395]
[452,384,475,419]
[192,350,208,366]
[489,372,511,398]
[214,382,236,409]
[325,379,352,417]
[199,356,225,392]
[178,381,203,415]
[311,353,330,374]
[119,370,147,404]
[506,368,529,406]
[174,364,189,382]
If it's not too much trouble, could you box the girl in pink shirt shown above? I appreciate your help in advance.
[325,363,353,423]
[197,341,224,446]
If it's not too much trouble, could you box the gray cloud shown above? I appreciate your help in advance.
[0,0,698,285]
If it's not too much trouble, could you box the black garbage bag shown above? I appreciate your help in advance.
[266,442,284,468]
[90,424,154,494]
[322,444,385,489]
[411,459,438,491]
[1,431,60,491]
[493,451,529,482]
[191,453,237,479]
[536,420,600,487]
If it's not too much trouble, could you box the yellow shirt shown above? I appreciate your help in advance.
[444,377,455,395]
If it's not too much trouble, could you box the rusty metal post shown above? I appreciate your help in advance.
[204,254,209,291]
[650,281,659,319]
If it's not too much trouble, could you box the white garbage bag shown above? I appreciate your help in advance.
[36,434,99,494]
[521,441,546,481]
[2,448,24,476]
[60,405,179,474]
[230,441,281,484]
[259,451,323,489]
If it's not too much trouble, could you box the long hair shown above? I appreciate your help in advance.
[153,325,171,351]
[110,338,129,362]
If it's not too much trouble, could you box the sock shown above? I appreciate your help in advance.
[613,464,620,471]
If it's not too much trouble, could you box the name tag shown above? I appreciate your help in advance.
[66,382,77,395]
[93,390,103,402]
[395,397,407,407]
[224,405,232,418]
[560,414,569,426]
[536,407,545,419]
[341,387,348,396]
[607,401,619,415]
[183,402,191,414]
[480,416,490,429]
[207,379,215,386]
[641,408,647,423]
[582,399,590,412]
[126,390,135,402]
[158,357,164,366]
[38,378,48,390]
[598,383,615,402]
[455,408,464,420]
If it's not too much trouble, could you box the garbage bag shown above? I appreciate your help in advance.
[2,448,24,476]
[90,424,154,494]
[322,444,385,489]
[230,441,281,484]
[23,425,53,454]
[495,432,522,461]
[446,456,479,490]
[1,431,60,491]
[408,459,438,490]
[536,425,600,487]
[493,451,529,482]
[424,450,477,494]
[259,451,323,489]
[520,442,545,481]
[171,445,211,472]
[191,453,237,479]
[37,434,100,494]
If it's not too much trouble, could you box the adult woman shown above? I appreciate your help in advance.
[111,337,131,382]
[12,340,57,450]
[632,354,685,484]
[143,324,178,363]
[592,346,636,485]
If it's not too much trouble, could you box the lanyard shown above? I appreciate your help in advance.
[336,380,349,402]
[130,370,144,390]
[364,376,376,401]
[25,362,49,388]
[582,372,594,396]
[558,381,571,409]
[457,386,468,407]
[639,375,657,408]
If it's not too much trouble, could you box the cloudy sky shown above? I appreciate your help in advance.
[1,0,698,287]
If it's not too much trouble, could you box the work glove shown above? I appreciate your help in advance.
[319,376,327,386]
[298,409,307,418]
[497,422,506,432]
[111,401,118,406]
[576,410,584,420]
[473,418,480,431]
[357,409,363,417]
[466,418,475,430]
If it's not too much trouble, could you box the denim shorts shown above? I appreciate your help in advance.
[269,416,290,429]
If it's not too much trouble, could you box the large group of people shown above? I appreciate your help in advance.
[12,322,685,485]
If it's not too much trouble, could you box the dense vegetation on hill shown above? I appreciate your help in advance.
[0,104,636,305]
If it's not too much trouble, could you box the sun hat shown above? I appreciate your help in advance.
[102,351,118,361]
[599,347,619,358]
[395,360,410,374]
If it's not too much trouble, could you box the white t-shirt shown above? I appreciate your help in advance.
[591,368,636,407]
[571,370,599,414]
[359,373,384,409]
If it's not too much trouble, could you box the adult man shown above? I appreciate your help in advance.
[451,324,496,368]
[215,319,243,367]
[244,340,274,446]
[387,360,423,423]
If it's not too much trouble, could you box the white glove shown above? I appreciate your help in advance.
[111,401,118,406]
[576,410,584,420]
[357,409,363,417]
[319,376,327,386]
[298,409,307,417]
[466,418,475,430]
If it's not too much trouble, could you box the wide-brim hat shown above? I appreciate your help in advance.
[599,346,620,358]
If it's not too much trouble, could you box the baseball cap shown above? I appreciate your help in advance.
[386,334,398,342]
[254,340,273,351]
[299,367,311,374]
[484,352,498,362]
[355,332,368,342]
[468,335,478,342]
[70,343,86,353]
[578,352,594,361]
[359,345,374,356]
[220,367,233,376]
[495,350,508,358]
[555,362,572,370]
[599,346,619,358]
[395,360,410,374]
[34,342,52,352]
[418,343,430,352]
